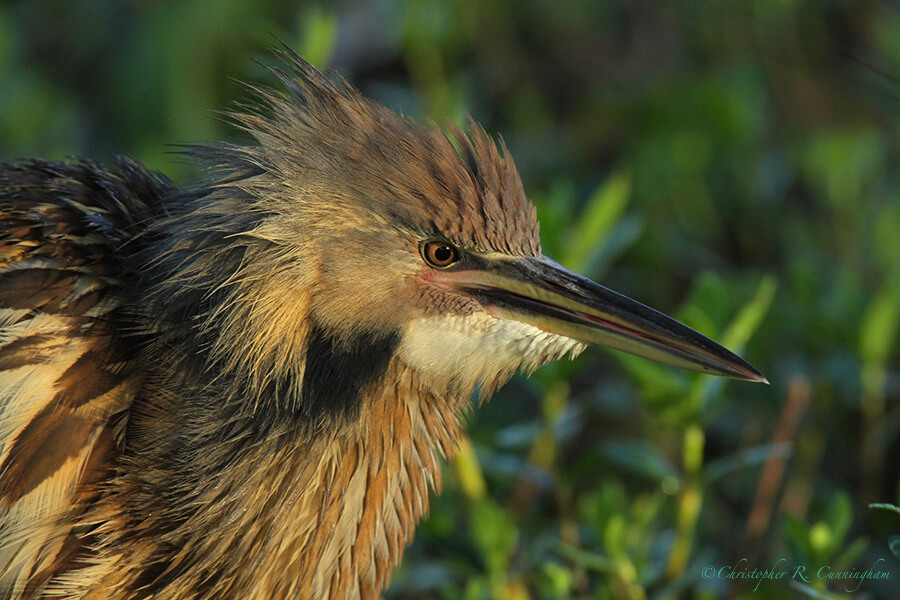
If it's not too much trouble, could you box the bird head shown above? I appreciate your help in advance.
[152,47,764,421]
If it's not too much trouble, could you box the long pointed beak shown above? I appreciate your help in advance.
[428,255,767,382]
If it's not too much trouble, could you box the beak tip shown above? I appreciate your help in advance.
[740,366,768,384]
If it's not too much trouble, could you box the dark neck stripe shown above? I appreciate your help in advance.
[300,323,399,421]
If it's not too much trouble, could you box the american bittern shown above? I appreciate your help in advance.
[0,47,765,599]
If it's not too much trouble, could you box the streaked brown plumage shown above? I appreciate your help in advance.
[0,47,765,599]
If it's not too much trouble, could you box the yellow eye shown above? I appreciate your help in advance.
[421,241,459,268]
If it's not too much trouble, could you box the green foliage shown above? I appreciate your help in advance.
[295,7,337,69]
[3,2,898,598]
[870,504,900,517]
[470,499,519,579]
[558,170,633,276]
[860,285,900,369]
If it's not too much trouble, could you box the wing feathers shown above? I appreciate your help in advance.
[0,158,171,598]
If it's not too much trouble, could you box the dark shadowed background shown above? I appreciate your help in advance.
[2,1,899,598]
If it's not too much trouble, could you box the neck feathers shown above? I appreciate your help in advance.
[70,359,465,600]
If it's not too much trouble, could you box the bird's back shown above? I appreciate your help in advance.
[0,158,173,597]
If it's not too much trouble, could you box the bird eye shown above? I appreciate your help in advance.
[421,241,459,268]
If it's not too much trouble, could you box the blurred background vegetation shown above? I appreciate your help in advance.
[1,0,898,598]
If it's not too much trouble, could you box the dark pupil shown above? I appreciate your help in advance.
[433,245,453,263]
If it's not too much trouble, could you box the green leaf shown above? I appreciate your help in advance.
[297,7,338,69]
[832,537,869,574]
[859,283,900,366]
[869,503,900,516]
[889,536,900,560]
[683,275,775,418]
[470,498,519,574]
[601,439,678,481]
[577,482,628,533]
[801,127,884,210]
[555,543,615,573]
[540,562,575,596]
[720,274,777,353]
[824,492,853,547]
[704,442,792,483]
[463,576,490,600]
[614,352,687,401]
[678,271,729,332]
[532,180,576,259]
[783,514,811,561]
[602,513,627,555]
[561,170,632,273]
